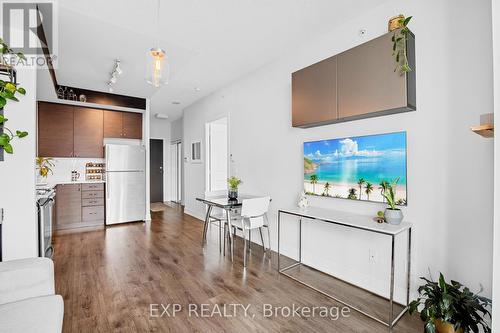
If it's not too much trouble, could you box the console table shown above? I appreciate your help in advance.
[277,206,412,330]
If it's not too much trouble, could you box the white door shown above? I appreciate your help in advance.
[170,142,183,203]
[206,117,228,192]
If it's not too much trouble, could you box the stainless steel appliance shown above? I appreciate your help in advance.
[36,187,55,258]
[105,144,146,225]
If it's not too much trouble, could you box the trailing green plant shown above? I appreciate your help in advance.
[0,37,28,154]
[409,273,491,333]
[392,15,412,74]
[227,176,243,190]
[381,178,399,210]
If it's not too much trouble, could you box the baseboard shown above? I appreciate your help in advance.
[183,209,205,222]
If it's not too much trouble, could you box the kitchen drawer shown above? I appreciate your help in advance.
[82,190,104,199]
[82,206,104,221]
[82,198,104,207]
[82,183,104,191]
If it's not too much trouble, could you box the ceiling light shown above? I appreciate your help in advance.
[172,101,181,105]
[195,87,201,92]
[155,113,169,119]
[146,0,168,88]
[109,74,117,84]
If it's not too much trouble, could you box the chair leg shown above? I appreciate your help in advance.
[223,222,226,256]
[218,220,222,253]
[243,228,248,267]
[266,225,271,257]
[248,230,252,252]
[259,227,265,252]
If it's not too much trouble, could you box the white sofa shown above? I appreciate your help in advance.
[0,258,64,333]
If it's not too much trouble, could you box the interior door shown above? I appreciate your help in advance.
[150,139,164,203]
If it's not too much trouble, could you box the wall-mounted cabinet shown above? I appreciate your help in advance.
[103,110,142,139]
[38,102,143,157]
[292,29,416,128]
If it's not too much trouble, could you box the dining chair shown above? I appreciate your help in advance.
[228,196,271,267]
[203,190,240,252]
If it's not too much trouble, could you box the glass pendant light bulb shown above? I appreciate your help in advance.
[147,48,167,88]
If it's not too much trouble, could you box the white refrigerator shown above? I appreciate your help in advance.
[105,144,146,225]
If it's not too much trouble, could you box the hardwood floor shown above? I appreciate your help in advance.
[53,204,423,332]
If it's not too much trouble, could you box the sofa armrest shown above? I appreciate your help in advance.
[0,258,55,305]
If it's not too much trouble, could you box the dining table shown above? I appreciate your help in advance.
[196,194,259,261]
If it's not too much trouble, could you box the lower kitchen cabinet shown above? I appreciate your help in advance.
[55,183,105,230]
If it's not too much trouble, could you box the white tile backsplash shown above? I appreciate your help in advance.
[37,158,105,184]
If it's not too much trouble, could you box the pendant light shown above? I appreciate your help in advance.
[146,0,168,87]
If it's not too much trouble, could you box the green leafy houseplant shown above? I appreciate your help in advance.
[409,273,491,333]
[381,178,399,210]
[392,15,412,74]
[0,37,28,154]
[227,176,242,190]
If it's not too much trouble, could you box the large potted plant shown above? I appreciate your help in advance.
[409,273,491,333]
[381,178,403,224]
[227,176,242,200]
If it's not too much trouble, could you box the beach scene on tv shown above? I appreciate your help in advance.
[304,132,407,205]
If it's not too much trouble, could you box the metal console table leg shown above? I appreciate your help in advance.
[277,209,412,331]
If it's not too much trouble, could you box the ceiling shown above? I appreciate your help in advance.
[45,0,387,120]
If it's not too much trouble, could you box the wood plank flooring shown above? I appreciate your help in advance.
[53,204,423,332]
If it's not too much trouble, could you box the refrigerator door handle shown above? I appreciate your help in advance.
[106,174,110,199]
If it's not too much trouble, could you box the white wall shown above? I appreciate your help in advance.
[0,65,38,260]
[491,0,500,330]
[171,117,183,142]
[182,0,494,302]
[150,118,172,202]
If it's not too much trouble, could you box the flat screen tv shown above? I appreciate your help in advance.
[303,131,407,205]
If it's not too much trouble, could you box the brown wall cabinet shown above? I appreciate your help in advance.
[73,107,104,158]
[38,103,75,157]
[103,110,143,139]
[292,29,416,128]
[38,102,143,157]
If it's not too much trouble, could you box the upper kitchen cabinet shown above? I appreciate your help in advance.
[122,112,142,139]
[38,102,74,157]
[103,110,142,139]
[337,31,415,120]
[291,29,415,128]
[73,107,104,158]
[292,57,337,127]
[103,110,123,138]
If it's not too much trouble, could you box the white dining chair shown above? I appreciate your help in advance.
[203,190,240,252]
[228,196,271,267]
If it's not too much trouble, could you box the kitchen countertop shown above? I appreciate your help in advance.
[36,180,106,189]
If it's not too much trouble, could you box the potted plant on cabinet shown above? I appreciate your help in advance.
[381,178,403,224]
[409,273,491,333]
[227,176,242,200]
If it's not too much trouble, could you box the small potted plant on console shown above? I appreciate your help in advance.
[381,178,403,225]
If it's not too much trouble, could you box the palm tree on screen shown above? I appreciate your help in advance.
[357,178,366,200]
[323,182,331,196]
[310,174,318,194]
[347,188,357,200]
[365,182,374,201]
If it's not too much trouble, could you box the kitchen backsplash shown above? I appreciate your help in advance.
[36,158,105,184]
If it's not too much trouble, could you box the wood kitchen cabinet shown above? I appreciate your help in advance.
[103,110,123,138]
[73,107,104,158]
[38,102,143,158]
[103,110,142,139]
[38,102,74,157]
[55,184,82,228]
[292,57,337,127]
[122,112,142,139]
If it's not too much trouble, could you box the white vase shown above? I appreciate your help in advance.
[384,208,403,225]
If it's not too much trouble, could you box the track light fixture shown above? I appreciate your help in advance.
[107,59,122,93]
